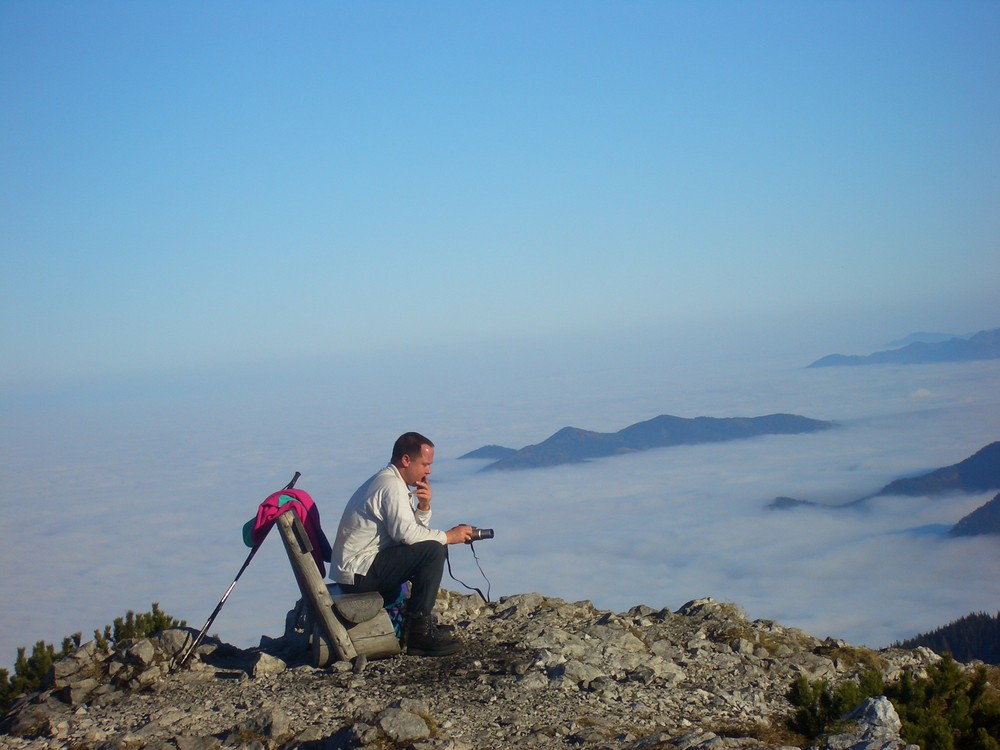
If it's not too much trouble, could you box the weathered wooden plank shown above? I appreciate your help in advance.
[311,621,331,667]
[276,511,357,663]
[342,616,401,659]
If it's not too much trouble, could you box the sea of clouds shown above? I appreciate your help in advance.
[2,331,999,668]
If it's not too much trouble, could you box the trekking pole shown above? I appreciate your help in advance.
[176,471,300,667]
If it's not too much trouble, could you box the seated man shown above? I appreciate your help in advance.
[330,432,474,657]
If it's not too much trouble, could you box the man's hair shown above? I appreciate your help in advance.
[391,432,434,465]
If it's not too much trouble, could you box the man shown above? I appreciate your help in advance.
[330,432,474,657]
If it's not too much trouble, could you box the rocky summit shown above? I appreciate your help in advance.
[1,591,941,750]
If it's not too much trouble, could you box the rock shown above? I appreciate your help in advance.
[48,640,104,688]
[821,696,918,750]
[159,628,195,660]
[792,652,838,681]
[123,638,157,667]
[250,652,286,678]
[549,658,605,689]
[58,677,100,706]
[227,702,291,747]
[0,591,954,750]
[377,706,432,744]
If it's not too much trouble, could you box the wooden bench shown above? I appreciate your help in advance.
[276,511,400,666]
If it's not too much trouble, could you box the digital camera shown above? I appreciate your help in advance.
[468,527,494,542]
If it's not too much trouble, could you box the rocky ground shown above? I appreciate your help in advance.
[1,591,942,750]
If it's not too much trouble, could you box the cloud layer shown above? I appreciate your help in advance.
[2,339,999,667]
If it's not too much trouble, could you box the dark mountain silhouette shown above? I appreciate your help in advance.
[459,445,517,460]
[873,441,1000,497]
[950,492,1000,537]
[460,413,834,471]
[807,327,1000,368]
[768,496,815,510]
[771,442,1000,512]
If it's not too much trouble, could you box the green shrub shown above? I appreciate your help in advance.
[885,655,1000,750]
[0,603,184,714]
[1,641,58,714]
[786,669,883,737]
[787,655,1000,750]
[93,602,185,651]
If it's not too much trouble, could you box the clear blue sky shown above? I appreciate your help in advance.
[2,1,998,389]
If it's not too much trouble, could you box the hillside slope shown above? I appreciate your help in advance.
[463,413,833,471]
[951,492,1000,537]
[874,441,1000,498]
[1,592,952,750]
[808,328,1000,367]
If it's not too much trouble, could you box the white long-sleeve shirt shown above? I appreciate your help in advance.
[330,464,447,585]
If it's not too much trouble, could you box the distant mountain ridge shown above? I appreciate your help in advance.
[769,442,1000,536]
[871,441,1000,498]
[460,445,517,460]
[808,327,1000,368]
[884,332,962,348]
[951,493,1000,537]
[460,413,834,471]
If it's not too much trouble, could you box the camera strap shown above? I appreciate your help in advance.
[445,543,491,604]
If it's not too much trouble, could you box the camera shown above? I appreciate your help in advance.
[467,527,494,543]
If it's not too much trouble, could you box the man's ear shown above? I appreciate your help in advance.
[399,453,411,468]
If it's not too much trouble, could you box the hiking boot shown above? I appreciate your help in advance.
[404,613,461,657]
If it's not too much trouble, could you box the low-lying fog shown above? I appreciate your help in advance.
[3,333,999,666]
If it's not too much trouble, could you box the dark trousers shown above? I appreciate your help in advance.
[340,540,446,616]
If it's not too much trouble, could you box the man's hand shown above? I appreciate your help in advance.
[413,478,432,510]
[445,524,475,545]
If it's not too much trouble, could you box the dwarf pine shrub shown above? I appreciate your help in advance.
[93,602,185,651]
[787,655,1000,750]
[885,655,1000,750]
[0,603,184,713]
[786,669,884,737]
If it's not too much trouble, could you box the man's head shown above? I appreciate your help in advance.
[391,432,435,486]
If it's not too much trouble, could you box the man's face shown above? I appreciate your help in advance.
[399,444,434,486]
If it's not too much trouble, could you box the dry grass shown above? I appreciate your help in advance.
[712,716,808,747]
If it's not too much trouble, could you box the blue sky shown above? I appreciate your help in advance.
[2,0,999,388]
